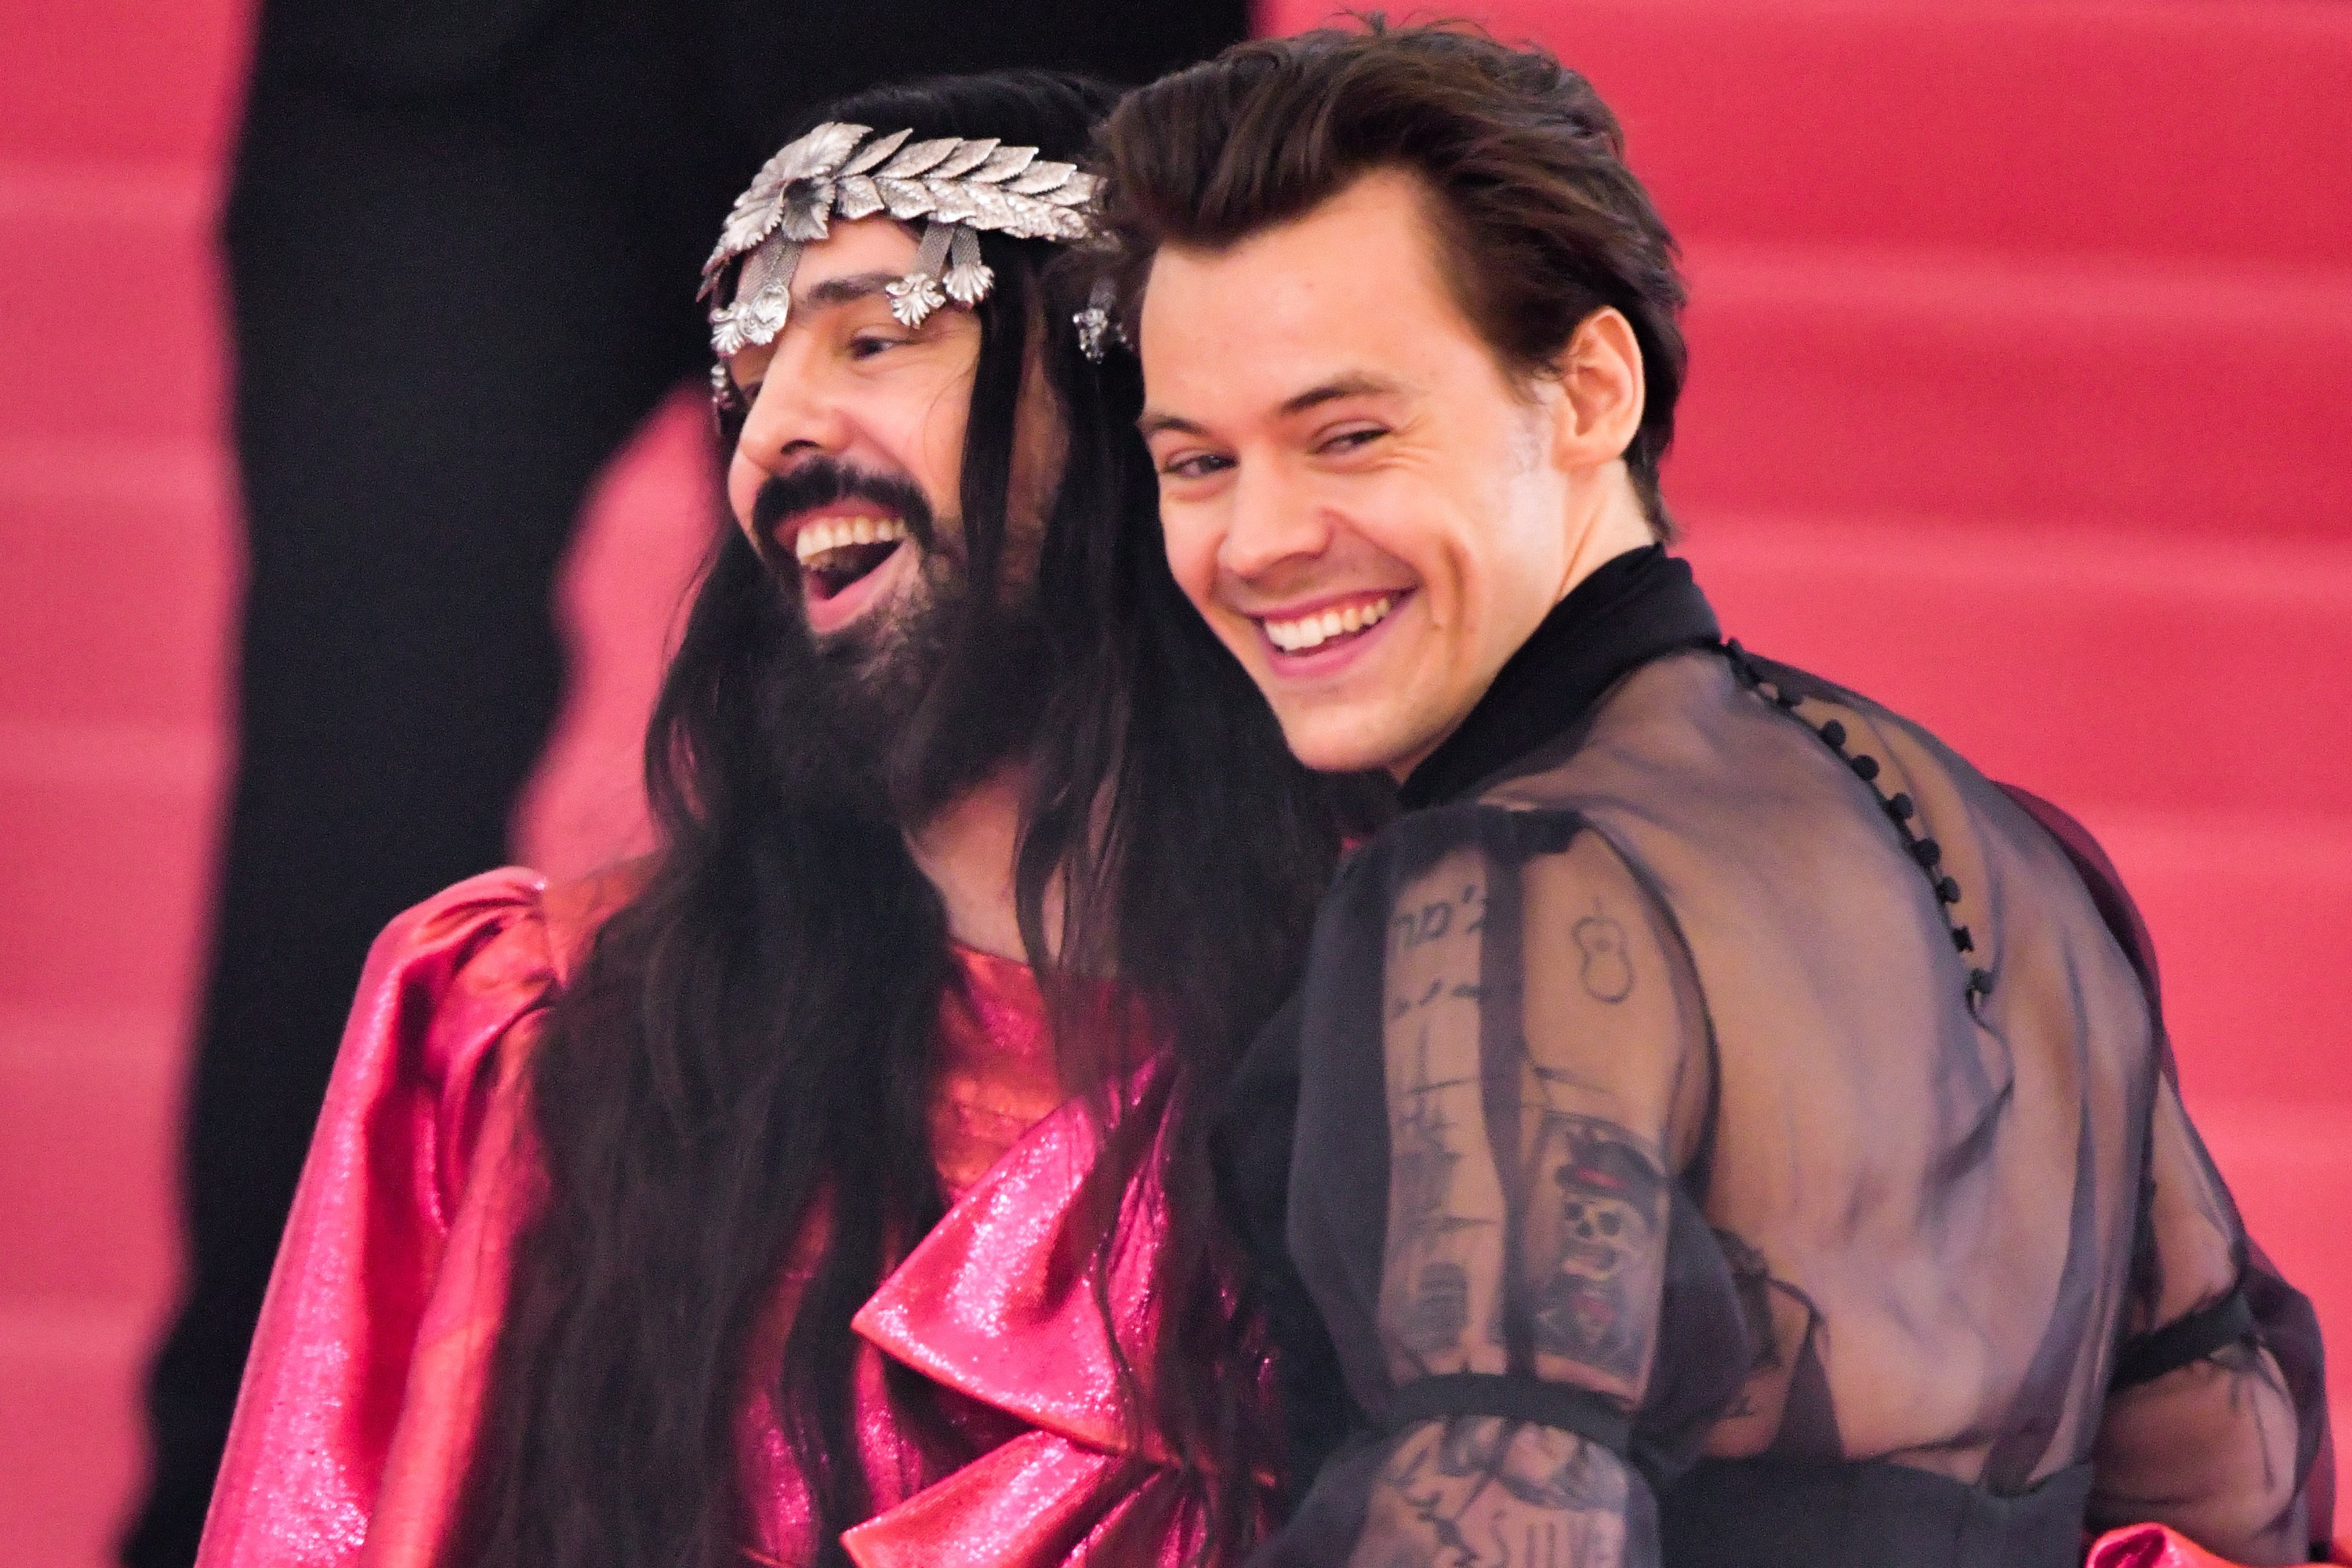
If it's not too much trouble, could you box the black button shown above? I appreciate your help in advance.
[1912,839,1942,867]
[1819,720,1847,749]
[1889,793,1915,819]
[1851,755,1881,781]
[1937,877,1962,903]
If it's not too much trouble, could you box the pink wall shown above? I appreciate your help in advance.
[1,0,2345,1559]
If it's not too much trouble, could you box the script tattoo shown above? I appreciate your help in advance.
[1348,1417,1650,1568]
[1519,1115,1667,1387]
[1384,870,1499,1377]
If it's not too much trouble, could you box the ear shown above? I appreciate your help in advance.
[1548,307,1646,473]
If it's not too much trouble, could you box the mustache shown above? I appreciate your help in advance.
[750,459,940,563]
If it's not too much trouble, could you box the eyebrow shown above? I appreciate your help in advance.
[1279,372,1401,416]
[795,270,903,311]
[1138,371,1406,438]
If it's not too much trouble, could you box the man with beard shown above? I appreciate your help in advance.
[137,5,1250,1561]
[1087,24,2336,1568]
[192,72,1352,1568]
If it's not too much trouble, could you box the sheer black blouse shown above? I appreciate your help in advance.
[1217,550,2328,1568]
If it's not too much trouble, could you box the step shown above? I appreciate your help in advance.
[0,167,225,445]
[1685,515,2352,818]
[1260,0,2352,273]
[0,1305,154,1568]
[0,438,234,729]
[1672,242,2352,539]
[0,0,247,165]
[2075,811,2352,1107]
[0,1012,180,1303]
[0,729,219,1011]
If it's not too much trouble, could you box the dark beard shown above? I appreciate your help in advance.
[750,461,1047,827]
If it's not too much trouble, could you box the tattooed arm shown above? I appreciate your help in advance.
[1347,823,1708,1568]
[1353,1417,1650,1568]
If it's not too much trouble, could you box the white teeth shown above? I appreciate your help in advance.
[793,514,908,565]
[1263,593,1396,653]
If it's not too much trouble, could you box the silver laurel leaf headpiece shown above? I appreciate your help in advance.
[702,120,1098,358]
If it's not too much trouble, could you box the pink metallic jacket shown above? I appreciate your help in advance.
[195,868,1200,1568]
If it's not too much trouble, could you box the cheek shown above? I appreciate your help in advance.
[917,401,969,504]
[725,451,764,534]
[1157,503,1227,622]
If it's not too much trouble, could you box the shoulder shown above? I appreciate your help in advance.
[360,858,650,1085]
[538,857,653,986]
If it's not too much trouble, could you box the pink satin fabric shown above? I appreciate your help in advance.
[2088,1524,2352,1566]
[196,869,1198,1568]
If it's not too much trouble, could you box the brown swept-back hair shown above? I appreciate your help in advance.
[1090,19,1689,535]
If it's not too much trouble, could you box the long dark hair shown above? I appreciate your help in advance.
[456,71,1368,1568]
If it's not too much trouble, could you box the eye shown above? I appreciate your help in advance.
[1318,424,1387,456]
[1160,451,1235,482]
[848,331,909,361]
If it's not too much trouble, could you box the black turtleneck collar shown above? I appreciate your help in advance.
[1397,546,1720,811]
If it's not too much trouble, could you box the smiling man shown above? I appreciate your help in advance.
[1091,24,2334,1568]
[191,71,1353,1568]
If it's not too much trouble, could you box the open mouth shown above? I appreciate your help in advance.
[1260,592,1401,656]
[793,514,909,601]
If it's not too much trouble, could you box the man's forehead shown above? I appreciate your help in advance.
[1149,170,1443,315]
[719,222,920,375]
[764,218,916,304]
[1140,367,1414,437]
[1138,173,1464,425]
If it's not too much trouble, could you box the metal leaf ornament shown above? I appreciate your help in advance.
[701,122,870,295]
[702,121,1100,356]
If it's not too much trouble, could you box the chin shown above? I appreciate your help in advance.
[1271,706,1415,778]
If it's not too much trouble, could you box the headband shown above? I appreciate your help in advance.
[701,121,1101,358]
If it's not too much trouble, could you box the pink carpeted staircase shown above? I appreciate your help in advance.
[1,0,2345,1560]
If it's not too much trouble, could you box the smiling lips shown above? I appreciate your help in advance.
[791,513,909,600]
[1260,592,1399,655]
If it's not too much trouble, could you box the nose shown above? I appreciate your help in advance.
[735,338,851,477]
[1218,459,1334,583]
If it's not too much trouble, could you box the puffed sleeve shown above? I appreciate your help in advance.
[195,869,557,1568]
[1259,806,1747,1568]
[2002,786,2332,1564]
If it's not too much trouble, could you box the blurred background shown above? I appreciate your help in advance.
[0,0,2345,1563]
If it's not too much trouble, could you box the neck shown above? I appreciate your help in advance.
[1385,483,1657,784]
[1555,475,1657,612]
[904,764,1034,961]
